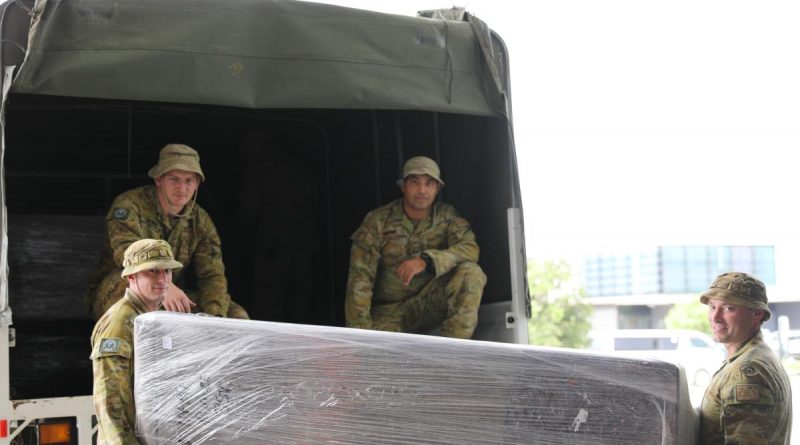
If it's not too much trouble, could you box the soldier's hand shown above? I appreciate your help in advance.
[162,282,196,313]
[397,257,426,287]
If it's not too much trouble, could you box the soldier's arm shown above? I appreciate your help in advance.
[720,368,781,443]
[92,356,140,445]
[345,222,381,329]
[423,212,480,278]
[191,212,231,317]
[106,194,146,266]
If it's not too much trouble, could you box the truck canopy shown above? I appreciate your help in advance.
[10,0,509,116]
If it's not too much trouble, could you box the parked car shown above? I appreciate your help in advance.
[761,328,781,354]
[783,330,800,356]
[589,329,725,387]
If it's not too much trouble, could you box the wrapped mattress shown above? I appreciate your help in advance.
[133,313,696,444]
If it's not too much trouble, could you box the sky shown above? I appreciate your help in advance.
[309,1,800,263]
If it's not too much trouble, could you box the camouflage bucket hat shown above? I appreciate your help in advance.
[700,272,771,321]
[121,239,183,277]
[147,144,206,181]
[396,156,445,187]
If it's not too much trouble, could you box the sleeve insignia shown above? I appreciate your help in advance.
[740,363,758,377]
[112,207,129,220]
[99,338,121,353]
[735,384,760,402]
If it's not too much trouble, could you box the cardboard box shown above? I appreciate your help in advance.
[134,313,696,444]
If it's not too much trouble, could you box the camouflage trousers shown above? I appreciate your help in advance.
[90,274,250,320]
[371,262,486,339]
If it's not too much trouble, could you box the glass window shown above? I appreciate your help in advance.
[582,245,776,297]
[618,306,651,329]
[686,246,711,292]
[615,338,654,350]
[730,246,754,272]
[710,246,731,276]
[662,266,686,293]
[753,246,776,285]
[615,337,678,351]
[656,337,680,350]
[690,336,712,349]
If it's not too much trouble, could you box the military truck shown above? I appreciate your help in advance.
[0,1,529,443]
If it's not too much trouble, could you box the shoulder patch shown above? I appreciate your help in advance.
[112,207,129,220]
[735,384,760,402]
[99,338,121,353]
[740,363,758,377]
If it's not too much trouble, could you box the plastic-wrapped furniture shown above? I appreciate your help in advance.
[134,313,696,444]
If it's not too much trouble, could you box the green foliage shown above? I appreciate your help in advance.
[527,260,593,348]
[664,301,710,334]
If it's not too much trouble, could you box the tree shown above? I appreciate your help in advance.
[664,301,710,335]
[527,259,593,348]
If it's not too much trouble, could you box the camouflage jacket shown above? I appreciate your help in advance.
[94,184,231,316]
[91,289,150,445]
[700,331,792,444]
[345,199,479,329]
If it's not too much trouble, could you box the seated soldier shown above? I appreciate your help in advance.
[87,143,248,319]
[345,156,487,339]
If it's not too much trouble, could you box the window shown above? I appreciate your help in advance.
[582,246,775,297]
[615,337,678,351]
[690,336,712,349]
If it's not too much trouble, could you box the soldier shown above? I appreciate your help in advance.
[345,156,486,338]
[91,238,183,444]
[87,143,248,319]
[699,272,792,444]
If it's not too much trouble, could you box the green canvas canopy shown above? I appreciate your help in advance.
[9,0,509,116]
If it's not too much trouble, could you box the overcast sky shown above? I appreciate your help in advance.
[311,1,800,262]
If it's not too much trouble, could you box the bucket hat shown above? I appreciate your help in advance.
[121,239,183,278]
[396,156,444,187]
[147,144,205,181]
[700,272,771,321]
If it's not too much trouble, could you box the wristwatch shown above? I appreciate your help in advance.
[420,253,435,275]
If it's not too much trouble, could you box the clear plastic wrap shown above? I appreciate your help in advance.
[134,313,696,444]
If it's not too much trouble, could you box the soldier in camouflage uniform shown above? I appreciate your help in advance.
[699,272,792,445]
[91,238,183,444]
[345,156,486,339]
[87,144,248,320]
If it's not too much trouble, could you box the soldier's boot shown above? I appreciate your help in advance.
[370,301,406,332]
[439,262,486,339]
[227,301,250,319]
[395,262,486,338]
[442,263,486,338]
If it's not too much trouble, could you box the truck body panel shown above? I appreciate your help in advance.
[0,1,529,443]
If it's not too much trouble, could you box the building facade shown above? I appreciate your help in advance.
[583,246,789,330]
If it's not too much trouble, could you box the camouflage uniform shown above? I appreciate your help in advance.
[699,331,792,444]
[699,272,792,444]
[91,288,148,445]
[345,199,486,338]
[88,184,247,319]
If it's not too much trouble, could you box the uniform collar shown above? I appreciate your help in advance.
[146,184,169,222]
[391,199,436,231]
[727,330,763,363]
[146,184,194,226]
[124,288,157,314]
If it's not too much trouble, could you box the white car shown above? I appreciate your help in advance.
[783,330,800,356]
[589,329,726,387]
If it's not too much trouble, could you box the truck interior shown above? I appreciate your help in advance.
[5,93,516,399]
